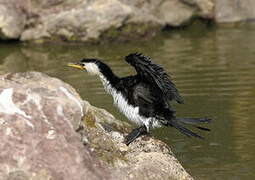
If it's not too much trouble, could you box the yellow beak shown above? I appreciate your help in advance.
[67,63,85,70]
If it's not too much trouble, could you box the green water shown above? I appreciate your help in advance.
[1,25,255,179]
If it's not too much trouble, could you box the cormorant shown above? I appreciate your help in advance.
[68,53,211,145]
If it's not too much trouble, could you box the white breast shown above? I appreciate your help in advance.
[99,75,161,130]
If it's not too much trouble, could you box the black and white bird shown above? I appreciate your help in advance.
[68,53,211,145]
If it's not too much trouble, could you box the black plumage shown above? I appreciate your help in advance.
[68,53,211,145]
[125,53,184,104]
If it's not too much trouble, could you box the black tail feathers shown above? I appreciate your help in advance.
[195,126,211,131]
[167,117,212,139]
[170,121,203,139]
[176,117,212,124]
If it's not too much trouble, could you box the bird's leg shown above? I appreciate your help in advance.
[124,125,148,146]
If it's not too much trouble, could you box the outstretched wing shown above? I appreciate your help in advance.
[125,53,184,104]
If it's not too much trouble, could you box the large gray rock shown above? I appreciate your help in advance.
[0,72,110,180]
[1,0,255,42]
[0,0,26,39]
[0,0,213,43]
[21,0,140,42]
[0,72,193,180]
[179,0,214,18]
[153,0,195,27]
[215,0,255,23]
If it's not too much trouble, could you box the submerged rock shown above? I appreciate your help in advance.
[0,72,193,180]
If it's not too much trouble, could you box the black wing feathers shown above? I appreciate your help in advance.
[125,53,184,104]
[132,84,159,117]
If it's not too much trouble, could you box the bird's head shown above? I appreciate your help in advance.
[68,58,102,76]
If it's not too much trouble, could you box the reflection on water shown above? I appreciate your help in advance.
[1,24,255,179]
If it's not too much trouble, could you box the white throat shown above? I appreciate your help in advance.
[85,63,100,75]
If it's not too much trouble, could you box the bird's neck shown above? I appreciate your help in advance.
[98,65,119,90]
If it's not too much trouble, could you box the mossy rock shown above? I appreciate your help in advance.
[81,105,129,166]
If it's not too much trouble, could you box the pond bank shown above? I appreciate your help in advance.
[0,0,255,43]
[0,71,193,180]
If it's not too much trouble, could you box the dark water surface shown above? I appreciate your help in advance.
[1,25,255,179]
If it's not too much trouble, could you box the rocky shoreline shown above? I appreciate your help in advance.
[0,0,254,43]
[0,72,193,180]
